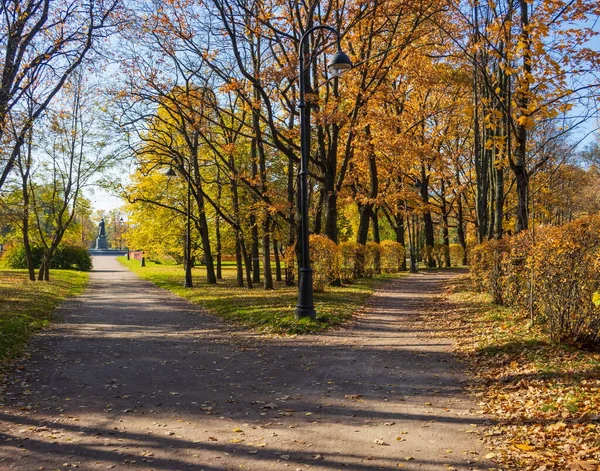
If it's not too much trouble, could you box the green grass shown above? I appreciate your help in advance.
[0,269,88,366]
[119,257,399,334]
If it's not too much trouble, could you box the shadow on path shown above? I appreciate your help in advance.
[0,258,490,470]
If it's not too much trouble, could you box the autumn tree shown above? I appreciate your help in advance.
[458,0,600,238]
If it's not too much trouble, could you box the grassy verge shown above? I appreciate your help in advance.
[119,257,397,334]
[0,269,88,367]
[427,274,600,471]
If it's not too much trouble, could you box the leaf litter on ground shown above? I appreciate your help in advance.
[417,274,600,471]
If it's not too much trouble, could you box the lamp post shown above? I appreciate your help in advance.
[296,26,352,320]
[166,165,193,288]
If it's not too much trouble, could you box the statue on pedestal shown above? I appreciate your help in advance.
[95,218,108,249]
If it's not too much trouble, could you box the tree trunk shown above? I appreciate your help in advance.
[250,212,260,284]
[18,142,35,281]
[286,157,296,286]
[313,189,324,235]
[456,189,468,266]
[324,190,338,243]
[514,0,531,233]
[22,210,35,281]
[420,165,436,267]
[440,179,451,267]
[515,165,529,232]
[371,209,381,274]
[273,239,282,282]
[356,203,372,245]
[240,235,253,289]
[194,190,216,284]
[230,156,245,287]
[395,214,407,271]
[235,234,244,287]
[215,171,223,280]
[262,216,273,289]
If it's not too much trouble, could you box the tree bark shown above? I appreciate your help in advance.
[235,234,244,287]
[273,239,282,282]
[420,165,436,267]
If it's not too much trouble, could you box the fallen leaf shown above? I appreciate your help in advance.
[514,443,535,452]
[567,460,600,471]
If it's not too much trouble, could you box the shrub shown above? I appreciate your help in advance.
[470,238,510,304]
[282,243,296,286]
[432,243,450,267]
[309,235,341,292]
[531,217,600,349]
[340,241,365,281]
[3,245,44,269]
[499,230,536,312]
[449,244,465,266]
[380,240,405,273]
[470,215,600,350]
[3,244,92,271]
[52,246,93,271]
[365,242,382,277]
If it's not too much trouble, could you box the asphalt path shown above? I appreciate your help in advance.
[0,255,491,470]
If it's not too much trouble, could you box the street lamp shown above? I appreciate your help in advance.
[166,166,193,288]
[296,25,353,320]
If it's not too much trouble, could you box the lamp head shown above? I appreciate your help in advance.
[328,50,353,77]
[164,167,177,177]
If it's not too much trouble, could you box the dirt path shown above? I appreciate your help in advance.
[0,256,490,470]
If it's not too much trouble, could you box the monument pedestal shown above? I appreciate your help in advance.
[95,237,108,250]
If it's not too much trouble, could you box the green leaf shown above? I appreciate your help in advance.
[593,291,600,307]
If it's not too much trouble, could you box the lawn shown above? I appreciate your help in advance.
[428,274,600,471]
[0,269,88,367]
[119,257,396,334]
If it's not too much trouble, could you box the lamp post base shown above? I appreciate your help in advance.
[295,267,316,320]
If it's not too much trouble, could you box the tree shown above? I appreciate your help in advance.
[26,71,115,280]
[0,0,122,190]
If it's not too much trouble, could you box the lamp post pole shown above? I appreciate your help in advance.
[295,25,352,320]
[184,159,193,288]
[165,165,193,288]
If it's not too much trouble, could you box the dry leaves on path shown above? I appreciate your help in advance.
[418,274,600,471]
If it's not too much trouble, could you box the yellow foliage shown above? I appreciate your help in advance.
[380,240,405,273]
[365,242,382,277]
[470,215,600,349]
[340,241,366,281]
[309,235,341,292]
[449,244,465,266]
